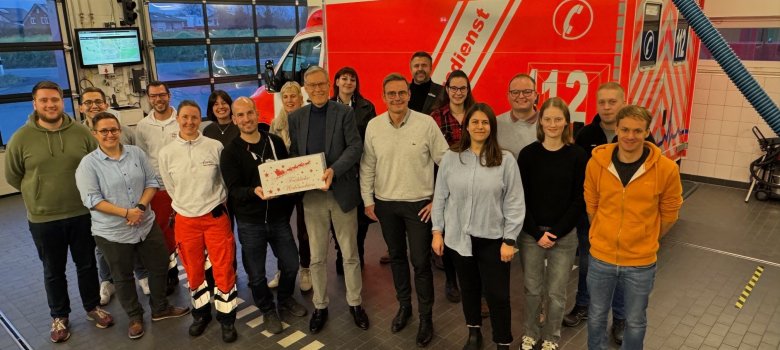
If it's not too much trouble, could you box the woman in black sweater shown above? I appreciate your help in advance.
[517,97,586,350]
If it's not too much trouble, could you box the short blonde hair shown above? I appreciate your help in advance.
[616,105,652,130]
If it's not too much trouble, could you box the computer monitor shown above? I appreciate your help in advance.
[76,27,143,68]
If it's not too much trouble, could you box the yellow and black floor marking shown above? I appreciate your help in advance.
[735,266,764,309]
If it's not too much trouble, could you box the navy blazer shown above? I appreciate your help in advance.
[288,101,363,212]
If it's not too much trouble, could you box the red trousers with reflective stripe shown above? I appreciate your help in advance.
[150,190,176,253]
[174,212,236,295]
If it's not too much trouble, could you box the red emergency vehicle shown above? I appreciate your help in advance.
[252,0,701,160]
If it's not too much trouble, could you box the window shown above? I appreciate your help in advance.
[147,1,308,118]
[700,28,780,62]
[640,3,662,69]
[0,0,72,144]
[273,36,322,87]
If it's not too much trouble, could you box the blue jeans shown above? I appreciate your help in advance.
[520,230,578,343]
[587,256,656,350]
[236,219,299,313]
[575,215,625,320]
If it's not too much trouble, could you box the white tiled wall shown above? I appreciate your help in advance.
[681,60,780,183]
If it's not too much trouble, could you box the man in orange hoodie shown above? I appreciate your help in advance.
[583,105,683,350]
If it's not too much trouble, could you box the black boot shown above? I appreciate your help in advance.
[496,344,510,350]
[416,317,433,347]
[166,267,179,296]
[562,304,588,327]
[462,326,482,350]
[188,314,211,337]
[221,323,237,343]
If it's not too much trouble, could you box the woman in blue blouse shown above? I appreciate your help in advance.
[431,103,525,350]
[76,112,190,339]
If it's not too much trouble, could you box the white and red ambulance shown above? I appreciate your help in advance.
[252,0,702,160]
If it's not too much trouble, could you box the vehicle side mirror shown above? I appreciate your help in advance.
[263,60,277,92]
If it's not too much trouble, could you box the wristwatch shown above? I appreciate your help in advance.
[503,238,516,247]
[136,203,147,211]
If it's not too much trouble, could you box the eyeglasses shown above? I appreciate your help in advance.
[82,99,105,107]
[447,86,468,94]
[385,90,409,99]
[509,89,536,97]
[95,128,121,136]
[148,93,169,99]
[305,81,329,91]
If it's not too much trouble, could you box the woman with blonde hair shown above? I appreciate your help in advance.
[268,81,312,293]
[517,97,587,350]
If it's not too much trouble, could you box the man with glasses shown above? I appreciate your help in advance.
[5,81,114,343]
[408,51,442,115]
[360,73,449,347]
[496,73,539,159]
[288,66,369,334]
[79,87,135,145]
[135,81,180,295]
[79,86,145,304]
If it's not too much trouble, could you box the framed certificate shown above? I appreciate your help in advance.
[258,153,326,196]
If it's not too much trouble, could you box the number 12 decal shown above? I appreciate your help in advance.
[531,69,589,123]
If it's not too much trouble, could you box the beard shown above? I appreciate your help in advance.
[37,111,63,125]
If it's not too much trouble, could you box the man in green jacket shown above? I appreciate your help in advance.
[4,81,114,343]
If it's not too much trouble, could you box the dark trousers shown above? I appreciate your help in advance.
[375,199,434,318]
[29,214,99,318]
[236,219,300,313]
[94,223,170,321]
[295,201,310,268]
[450,237,512,344]
[442,237,457,283]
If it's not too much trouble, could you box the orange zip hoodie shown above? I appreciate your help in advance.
[584,142,683,266]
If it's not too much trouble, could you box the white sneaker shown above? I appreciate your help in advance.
[299,268,312,292]
[99,281,114,306]
[267,271,281,289]
[138,277,151,295]
[540,340,559,350]
[521,336,537,350]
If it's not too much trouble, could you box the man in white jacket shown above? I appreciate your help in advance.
[135,81,180,294]
[158,100,238,343]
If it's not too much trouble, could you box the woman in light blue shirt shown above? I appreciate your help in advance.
[76,112,190,339]
[431,103,525,350]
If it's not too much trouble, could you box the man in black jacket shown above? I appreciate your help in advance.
[220,97,307,335]
[575,82,656,156]
[568,82,655,345]
[408,51,442,115]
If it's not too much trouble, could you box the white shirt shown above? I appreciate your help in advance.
[135,109,178,188]
[158,132,227,217]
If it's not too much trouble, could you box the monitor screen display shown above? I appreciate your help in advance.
[76,28,143,68]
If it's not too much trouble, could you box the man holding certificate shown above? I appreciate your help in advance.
[220,97,308,335]
[288,66,369,334]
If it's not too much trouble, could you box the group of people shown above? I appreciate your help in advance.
[4,50,683,350]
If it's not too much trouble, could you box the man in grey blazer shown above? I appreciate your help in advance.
[288,66,369,334]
